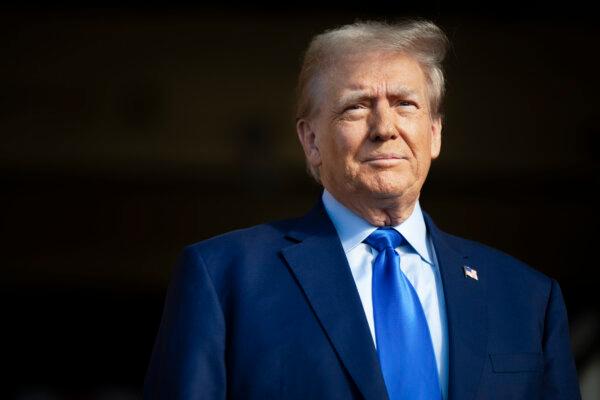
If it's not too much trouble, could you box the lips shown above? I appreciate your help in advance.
[363,153,404,162]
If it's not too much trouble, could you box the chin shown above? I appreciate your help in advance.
[361,173,416,198]
[359,182,409,200]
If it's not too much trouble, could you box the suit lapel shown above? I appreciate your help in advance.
[425,214,487,400]
[281,202,389,400]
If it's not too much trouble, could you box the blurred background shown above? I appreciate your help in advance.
[1,1,598,399]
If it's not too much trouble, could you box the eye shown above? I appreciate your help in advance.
[344,103,367,112]
[396,100,417,108]
[336,103,368,121]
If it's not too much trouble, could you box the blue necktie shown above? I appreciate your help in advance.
[364,227,441,400]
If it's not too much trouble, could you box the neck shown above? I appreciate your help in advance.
[327,189,418,226]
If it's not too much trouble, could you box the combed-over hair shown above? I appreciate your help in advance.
[296,19,449,119]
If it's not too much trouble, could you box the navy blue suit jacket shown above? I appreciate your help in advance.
[144,201,581,399]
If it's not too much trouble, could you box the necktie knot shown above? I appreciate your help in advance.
[363,227,403,252]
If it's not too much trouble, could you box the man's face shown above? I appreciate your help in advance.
[297,51,442,204]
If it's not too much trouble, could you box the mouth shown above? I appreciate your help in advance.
[363,154,406,167]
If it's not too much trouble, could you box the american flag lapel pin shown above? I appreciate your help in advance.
[463,265,479,281]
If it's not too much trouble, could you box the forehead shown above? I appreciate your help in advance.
[321,51,427,98]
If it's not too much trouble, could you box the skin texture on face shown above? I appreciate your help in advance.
[297,51,442,226]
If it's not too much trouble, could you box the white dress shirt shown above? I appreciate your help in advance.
[322,190,449,399]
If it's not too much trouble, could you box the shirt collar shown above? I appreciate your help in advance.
[322,190,433,265]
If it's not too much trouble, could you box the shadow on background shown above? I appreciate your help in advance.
[1,2,598,399]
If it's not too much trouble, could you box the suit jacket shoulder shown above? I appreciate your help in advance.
[440,229,553,298]
[180,216,302,305]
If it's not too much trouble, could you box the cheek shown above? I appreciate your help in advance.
[330,123,365,158]
[406,121,433,157]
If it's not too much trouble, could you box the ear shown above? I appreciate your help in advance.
[296,118,322,168]
[430,116,442,159]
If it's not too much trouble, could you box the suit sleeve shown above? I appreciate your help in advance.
[541,279,581,400]
[144,245,226,400]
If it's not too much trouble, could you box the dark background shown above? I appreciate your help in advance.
[2,2,598,399]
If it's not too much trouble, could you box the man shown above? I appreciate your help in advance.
[144,20,581,399]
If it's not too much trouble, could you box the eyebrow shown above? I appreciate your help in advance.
[336,85,419,108]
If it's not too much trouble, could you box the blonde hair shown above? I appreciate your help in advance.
[296,19,449,120]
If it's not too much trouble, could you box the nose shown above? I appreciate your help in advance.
[368,103,398,142]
